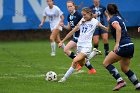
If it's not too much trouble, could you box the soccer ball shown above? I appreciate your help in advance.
[45,71,57,81]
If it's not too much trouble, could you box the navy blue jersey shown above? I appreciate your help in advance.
[90,5,106,25]
[109,15,132,45]
[67,11,82,38]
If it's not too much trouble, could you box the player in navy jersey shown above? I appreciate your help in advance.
[62,1,99,74]
[89,0,109,56]
[99,3,140,91]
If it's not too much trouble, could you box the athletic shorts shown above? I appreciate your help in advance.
[93,28,108,36]
[72,38,78,43]
[114,43,134,58]
[76,46,92,58]
[51,25,62,31]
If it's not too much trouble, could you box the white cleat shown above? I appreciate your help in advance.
[93,48,102,55]
[58,77,66,83]
[51,52,55,56]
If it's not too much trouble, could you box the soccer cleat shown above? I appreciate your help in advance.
[112,80,126,91]
[93,48,102,55]
[58,77,66,83]
[88,68,96,74]
[136,87,140,90]
[51,52,55,56]
[76,64,82,72]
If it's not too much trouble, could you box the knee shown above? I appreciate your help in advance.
[102,38,108,43]
[63,47,69,54]
[102,60,109,68]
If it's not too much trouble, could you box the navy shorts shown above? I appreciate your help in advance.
[72,38,78,43]
[114,44,134,58]
[93,28,108,36]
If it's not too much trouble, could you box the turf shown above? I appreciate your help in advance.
[0,38,140,93]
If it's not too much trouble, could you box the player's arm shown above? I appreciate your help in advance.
[98,22,109,31]
[63,22,71,30]
[112,22,121,51]
[39,16,46,28]
[59,14,64,26]
[104,11,110,21]
[59,25,78,47]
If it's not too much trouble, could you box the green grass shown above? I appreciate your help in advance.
[0,38,140,93]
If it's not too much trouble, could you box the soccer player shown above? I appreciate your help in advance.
[89,0,110,56]
[100,4,140,91]
[138,27,140,32]
[62,0,101,74]
[39,0,65,56]
[58,7,103,82]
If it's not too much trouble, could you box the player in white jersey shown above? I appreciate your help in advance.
[39,0,65,56]
[58,7,103,82]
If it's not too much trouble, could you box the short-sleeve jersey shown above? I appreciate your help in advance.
[43,5,63,30]
[90,5,106,25]
[67,11,82,38]
[77,18,99,47]
[109,15,132,45]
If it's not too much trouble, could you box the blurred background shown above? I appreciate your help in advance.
[0,0,140,40]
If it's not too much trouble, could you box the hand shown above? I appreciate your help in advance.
[58,42,63,48]
[39,23,43,29]
[138,27,140,32]
[59,21,64,27]
[113,44,119,53]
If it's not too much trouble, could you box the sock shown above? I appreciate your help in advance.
[69,52,76,59]
[89,51,97,59]
[104,43,109,56]
[106,64,123,82]
[51,42,56,53]
[94,44,98,49]
[64,67,75,79]
[85,59,93,70]
[125,70,140,88]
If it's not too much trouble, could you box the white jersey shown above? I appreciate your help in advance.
[77,18,98,47]
[43,5,63,31]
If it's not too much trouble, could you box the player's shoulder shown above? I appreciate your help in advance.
[91,17,98,22]
[53,5,60,10]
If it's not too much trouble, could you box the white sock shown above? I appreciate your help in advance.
[135,83,140,88]
[51,42,56,53]
[89,51,97,59]
[117,77,123,83]
[64,67,75,79]
[85,59,90,66]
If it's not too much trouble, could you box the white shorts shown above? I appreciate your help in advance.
[76,46,92,58]
[50,24,62,31]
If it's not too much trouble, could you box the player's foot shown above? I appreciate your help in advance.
[88,68,96,74]
[58,77,66,83]
[76,64,82,72]
[93,48,102,55]
[112,80,126,91]
[136,87,140,90]
[51,52,55,56]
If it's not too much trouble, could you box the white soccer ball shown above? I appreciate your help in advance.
[45,71,57,81]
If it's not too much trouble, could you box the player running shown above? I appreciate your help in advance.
[100,3,140,91]
[39,0,65,56]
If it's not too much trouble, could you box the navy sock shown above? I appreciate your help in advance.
[125,70,139,85]
[106,64,121,80]
[94,44,98,49]
[85,64,93,70]
[104,43,109,56]
[69,52,76,59]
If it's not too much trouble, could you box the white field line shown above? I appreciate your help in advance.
[0,70,85,79]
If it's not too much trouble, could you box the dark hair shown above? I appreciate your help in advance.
[67,0,83,10]
[107,3,125,20]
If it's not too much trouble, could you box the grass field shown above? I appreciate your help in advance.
[0,38,140,93]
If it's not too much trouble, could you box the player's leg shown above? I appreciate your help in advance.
[58,52,86,82]
[64,40,77,59]
[120,58,140,90]
[56,32,65,49]
[103,51,126,91]
[101,32,109,56]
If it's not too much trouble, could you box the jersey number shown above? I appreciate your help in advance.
[82,27,88,33]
